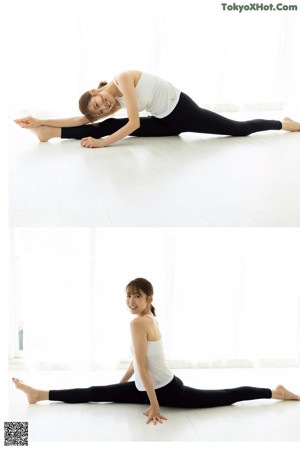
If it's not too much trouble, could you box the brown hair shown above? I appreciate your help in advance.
[78,81,108,123]
[126,278,156,316]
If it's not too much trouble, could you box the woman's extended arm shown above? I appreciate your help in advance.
[119,361,134,383]
[14,115,90,128]
[130,319,167,425]
[81,71,140,148]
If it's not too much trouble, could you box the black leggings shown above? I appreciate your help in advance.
[61,92,282,140]
[49,375,272,408]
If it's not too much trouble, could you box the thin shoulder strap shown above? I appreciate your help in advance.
[113,79,120,88]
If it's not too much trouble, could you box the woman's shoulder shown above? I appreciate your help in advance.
[114,70,142,84]
[130,315,147,327]
[130,315,160,340]
[130,317,146,340]
[130,315,153,330]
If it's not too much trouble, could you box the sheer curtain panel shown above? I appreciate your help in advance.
[10,228,300,369]
[8,0,300,118]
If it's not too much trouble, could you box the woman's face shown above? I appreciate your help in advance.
[88,90,116,117]
[126,289,151,316]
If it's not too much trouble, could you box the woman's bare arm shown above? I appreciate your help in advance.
[130,319,167,425]
[14,115,91,128]
[119,361,134,383]
[102,72,140,145]
[43,116,91,127]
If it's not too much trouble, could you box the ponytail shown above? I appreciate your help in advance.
[98,80,107,88]
[150,304,156,317]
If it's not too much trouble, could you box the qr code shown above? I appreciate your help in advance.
[4,422,28,446]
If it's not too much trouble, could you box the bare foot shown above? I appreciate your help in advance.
[272,384,300,401]
[23,126,60,142]
[12,378,49,404]
[14,119,60,142]
[25,126,60,142]
[282,117,300,132]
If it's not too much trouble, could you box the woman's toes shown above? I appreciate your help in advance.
[282,117,300,132]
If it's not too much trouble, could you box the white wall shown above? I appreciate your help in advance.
[8,0,300,117]
[10,228,300,369]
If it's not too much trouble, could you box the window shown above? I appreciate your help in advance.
[10,228,300,369]
[8,0,300,118]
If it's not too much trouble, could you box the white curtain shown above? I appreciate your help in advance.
[8,0,300,118]
[10,228,300,369]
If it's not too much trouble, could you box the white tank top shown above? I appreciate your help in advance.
[130,339,174,391]
[113,72,181,118]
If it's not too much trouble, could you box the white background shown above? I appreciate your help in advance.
[7,0,300,117]
[3,1,300,449]
[9,227,300,369]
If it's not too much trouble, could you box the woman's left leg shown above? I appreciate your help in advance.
[13,378,149,405]
[49,381,149,404]
[163,93,283,137]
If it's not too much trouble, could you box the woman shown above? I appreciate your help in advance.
[13,278,300,425]
[14,70,300,149]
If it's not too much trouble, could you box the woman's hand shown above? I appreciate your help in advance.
[143,406,167,425]
[80,137,107,149]
[14,116,43,128]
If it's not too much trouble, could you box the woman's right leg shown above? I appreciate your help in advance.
[155,376,300,409]
[61,117,178,140]
[16,126,61,142]
[16,116,178,142]
[61,119,129,140]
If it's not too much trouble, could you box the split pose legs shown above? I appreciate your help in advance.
[12,376,300,409]
[11,275,300,425]
[14,93,300,147]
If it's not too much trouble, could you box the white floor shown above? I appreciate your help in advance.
[8,367,300,442]
[9,113,300,227]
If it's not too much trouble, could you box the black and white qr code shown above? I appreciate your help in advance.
[4,422,28,446]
